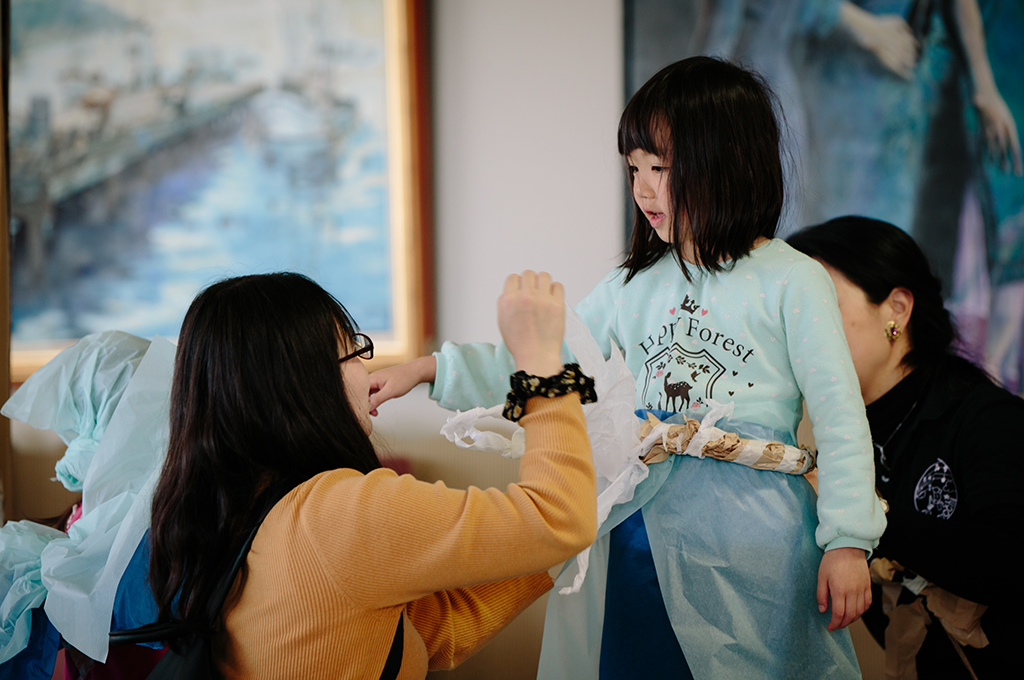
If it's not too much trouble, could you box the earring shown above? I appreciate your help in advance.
[885,320,901,343]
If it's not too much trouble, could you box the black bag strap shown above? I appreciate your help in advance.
[204,507,268,622]
[111,488,281,647]
[380,614,404,680]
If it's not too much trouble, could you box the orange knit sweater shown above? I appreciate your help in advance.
[215,394,596,679]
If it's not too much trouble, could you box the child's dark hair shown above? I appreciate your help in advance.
[619,56,785,282]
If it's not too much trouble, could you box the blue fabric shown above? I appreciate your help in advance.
[110,533,160,648]
[0,608,59,680]
[540,427,862,679]
[641,455,861,678]
[600,509,692,680]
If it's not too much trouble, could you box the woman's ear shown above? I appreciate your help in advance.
[886,287,914,327]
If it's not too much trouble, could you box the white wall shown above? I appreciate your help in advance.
[432,0,624,343]
[370,2,624,679]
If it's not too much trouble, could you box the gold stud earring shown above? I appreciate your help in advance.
[885,320,901,343]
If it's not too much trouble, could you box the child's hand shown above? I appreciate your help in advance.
[817,547,871,632]
[369,356,437,414]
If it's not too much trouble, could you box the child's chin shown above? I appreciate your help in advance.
[651,226,672,243]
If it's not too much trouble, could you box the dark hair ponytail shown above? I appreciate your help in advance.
[150,272,381,628]
[787,216,983,376]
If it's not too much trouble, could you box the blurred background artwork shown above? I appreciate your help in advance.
[625,0,1024,391]
[7,0,417,376]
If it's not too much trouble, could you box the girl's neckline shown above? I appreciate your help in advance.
[679,236,776,268]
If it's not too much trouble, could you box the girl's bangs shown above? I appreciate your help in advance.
[618,101,669,157]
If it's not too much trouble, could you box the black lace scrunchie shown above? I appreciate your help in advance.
[502,363,598,422]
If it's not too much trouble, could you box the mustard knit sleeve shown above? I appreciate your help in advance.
[406,572,553,670]
[297,394,596,609]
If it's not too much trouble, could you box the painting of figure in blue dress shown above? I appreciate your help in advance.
[8,0,394,350]
[626,0,1024,391]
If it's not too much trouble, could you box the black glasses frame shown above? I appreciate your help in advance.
[339,333,374,363]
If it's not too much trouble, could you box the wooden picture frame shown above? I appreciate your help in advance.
[2,0,13,522]
[3,0,433,384]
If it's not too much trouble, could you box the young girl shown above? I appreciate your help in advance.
[371,57,885,679]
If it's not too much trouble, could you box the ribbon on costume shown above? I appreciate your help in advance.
[637,407,816,475]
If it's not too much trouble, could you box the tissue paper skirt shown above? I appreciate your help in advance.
[538,454,862,680]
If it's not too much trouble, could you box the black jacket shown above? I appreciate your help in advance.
[864,357,1023,677]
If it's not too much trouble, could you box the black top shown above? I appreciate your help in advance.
[864,356,1023,675]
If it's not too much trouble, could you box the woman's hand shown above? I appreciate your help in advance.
[498,271,565,377]
[817,547,871,631]
[974,88,1023,176]
[840,2,919,80]
[368,355,437,414]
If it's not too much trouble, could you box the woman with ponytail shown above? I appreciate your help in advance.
[788,216,1022,679]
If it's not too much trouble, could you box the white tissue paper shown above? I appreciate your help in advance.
[438,305,649,594]
[40,336,176,662]
[440,405,525,458]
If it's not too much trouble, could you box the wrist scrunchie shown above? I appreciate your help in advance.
[502,363,597,422]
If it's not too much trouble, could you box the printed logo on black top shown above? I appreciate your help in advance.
[913,458,958,519]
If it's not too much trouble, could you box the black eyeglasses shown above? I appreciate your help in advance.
[339,333,374,363]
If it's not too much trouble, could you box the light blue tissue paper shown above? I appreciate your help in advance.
[42,336,175,663]
[1,331,151,491]
[0,522,65,665]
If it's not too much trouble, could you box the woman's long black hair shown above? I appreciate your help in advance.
[150,272,381,627]
[619,56,786,282]
[787,216,990,381]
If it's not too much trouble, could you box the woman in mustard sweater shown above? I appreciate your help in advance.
[148,271,597,679]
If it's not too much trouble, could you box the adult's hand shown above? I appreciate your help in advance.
[498,270,565,378]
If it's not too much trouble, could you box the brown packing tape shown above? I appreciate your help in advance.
[638,412,814,474]
[750,441,786,470]
[701,432,743,461]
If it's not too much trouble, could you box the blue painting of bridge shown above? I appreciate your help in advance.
[9,0,394,346]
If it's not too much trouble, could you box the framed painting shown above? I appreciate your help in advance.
[3,0,433,383]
